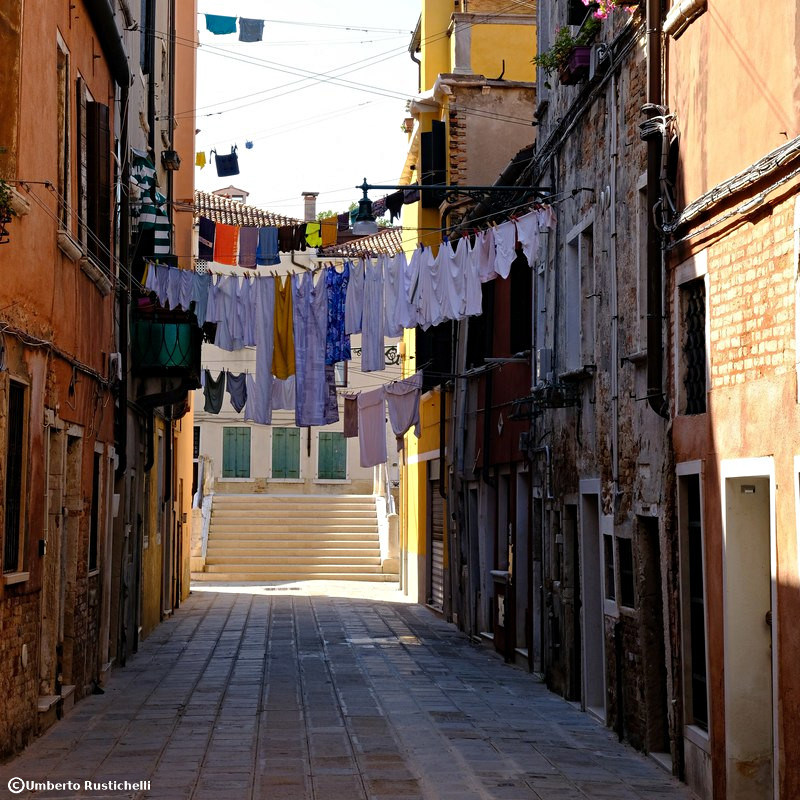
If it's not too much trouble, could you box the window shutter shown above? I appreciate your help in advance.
[86,101,111,269]
[235,428,250,478]
[286,428,300,479]
[332,432,346,479]
[272,427,286,478]
[222,429,235,478]
[76,77,88,248]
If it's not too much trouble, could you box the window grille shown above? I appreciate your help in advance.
[683,279,706,414]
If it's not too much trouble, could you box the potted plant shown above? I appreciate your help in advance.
[0,179,15,245]
[533,17,600,86]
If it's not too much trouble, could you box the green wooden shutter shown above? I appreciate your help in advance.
[286,428,300,479]
[273,427,299,479]
[318,432,346,480]
[235,428,250,478]
[222,428,236,478]
[223,428,250,478]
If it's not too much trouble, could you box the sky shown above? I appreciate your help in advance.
[190,2,422,220]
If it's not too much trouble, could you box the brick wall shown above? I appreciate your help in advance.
[707,201,796,387]
[0,591,40,758]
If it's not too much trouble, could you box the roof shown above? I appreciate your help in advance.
[190,190,301,227]
[318,226,404,258]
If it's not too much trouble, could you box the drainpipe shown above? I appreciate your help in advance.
[610,74,620,490]
[645,0,669,418]
[116,78,130,480]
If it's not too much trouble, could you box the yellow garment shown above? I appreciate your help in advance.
[272,275,296,378]
[195,151,206,169]
[320,217,337,247]
[304,221,322,248]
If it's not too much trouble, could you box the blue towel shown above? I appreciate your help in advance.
[238,18,264,42]
[205,14,236,35]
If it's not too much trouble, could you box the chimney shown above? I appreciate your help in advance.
[301,191,319,222]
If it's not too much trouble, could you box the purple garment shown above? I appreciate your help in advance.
[198,217,215,260]
[325,264,351,365]
[226,371,247,413]
[293,272,337,426]
[238,227,258,268]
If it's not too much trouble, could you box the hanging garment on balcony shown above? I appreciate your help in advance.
[213,223,238,265]
[205,14,237,35]
[293,271,337,426]
[414,245,441,331]
[357,387,387,467]
[271,375,295,411]
[440,239,466,322]
[385,372,423,450]
[198,217,215,260]
[226,371,247,413]
[516,210,539,266]
[361,258,386,372]
[462,236,482,317]
[203,369,225,413]
[244,373,270,424]
[399,247,422,329]
[493,219,517,279]
[256,226,280,266]
[238,17,264,42]
[238,226,258,268]
[476,227,498,283]
[344,258,364,335]
[325,263,350,365]
[253,275,275,423]
[343,395,358,438]
[383,252,403,338]
[272,274,295,378]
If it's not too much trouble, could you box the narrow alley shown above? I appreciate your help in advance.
[1,583,694,800]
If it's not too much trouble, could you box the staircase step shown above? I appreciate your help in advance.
[206,555,382,566]
[192,571,399,583]
[204,562,385,574]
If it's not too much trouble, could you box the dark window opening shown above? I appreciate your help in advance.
[604,533,616,601]
[683,279,706,415]
[420,119,446,208]
[416,321,454,393]
[3,382,25,573]
[618,537,635,608]
[86,102,111,269]
[686,474,708,730]
[509,251,532,355]
[466,280,494,369]
[193,425,200,459]
[89,452,101,571]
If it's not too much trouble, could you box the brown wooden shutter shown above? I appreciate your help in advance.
[86,101,111,269]
[75,76,88,247]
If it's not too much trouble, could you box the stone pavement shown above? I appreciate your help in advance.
[0,581,697,800]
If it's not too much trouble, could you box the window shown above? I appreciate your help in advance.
[636,174,648,351]
[193,425,201,459]
[3,381,27,575]
[679,470,709,732]
[681,278,707,414]
[603,533,616,601]
[318,432,346,480]
[565,218,595,371]
[140,0,154,73]
[222,428,251,478]
[334,361,348,387]
[271,427,300,479]
[509,251,532,355]
[89,451,101,572]
[618,537,635,608]
[56,39,71,230]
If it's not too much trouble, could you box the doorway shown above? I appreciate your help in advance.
[515,471,530,660]
[723,469,775,799]
[580,488,605,719]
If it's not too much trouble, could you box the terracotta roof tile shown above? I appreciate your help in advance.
[192,190,301,227]
[318,227,403,257]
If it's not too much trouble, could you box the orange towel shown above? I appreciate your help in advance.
[320,217,338,247]
[272,275,295,378]
[213,223,238,265]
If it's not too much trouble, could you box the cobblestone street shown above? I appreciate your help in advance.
[0,583,696,800]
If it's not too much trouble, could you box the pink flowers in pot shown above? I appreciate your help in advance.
[582,0,637,20]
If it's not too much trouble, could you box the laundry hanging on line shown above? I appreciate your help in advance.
[203,14,265,42]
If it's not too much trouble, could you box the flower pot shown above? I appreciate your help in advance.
[559,45,591,85]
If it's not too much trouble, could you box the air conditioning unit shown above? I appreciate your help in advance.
[535,348,552,385]
[589,43,610,80]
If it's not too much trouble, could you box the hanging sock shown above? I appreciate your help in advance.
[205,14,237,35]
[195,151,206,169]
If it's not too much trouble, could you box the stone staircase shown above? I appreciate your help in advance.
[192,494,398,582]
